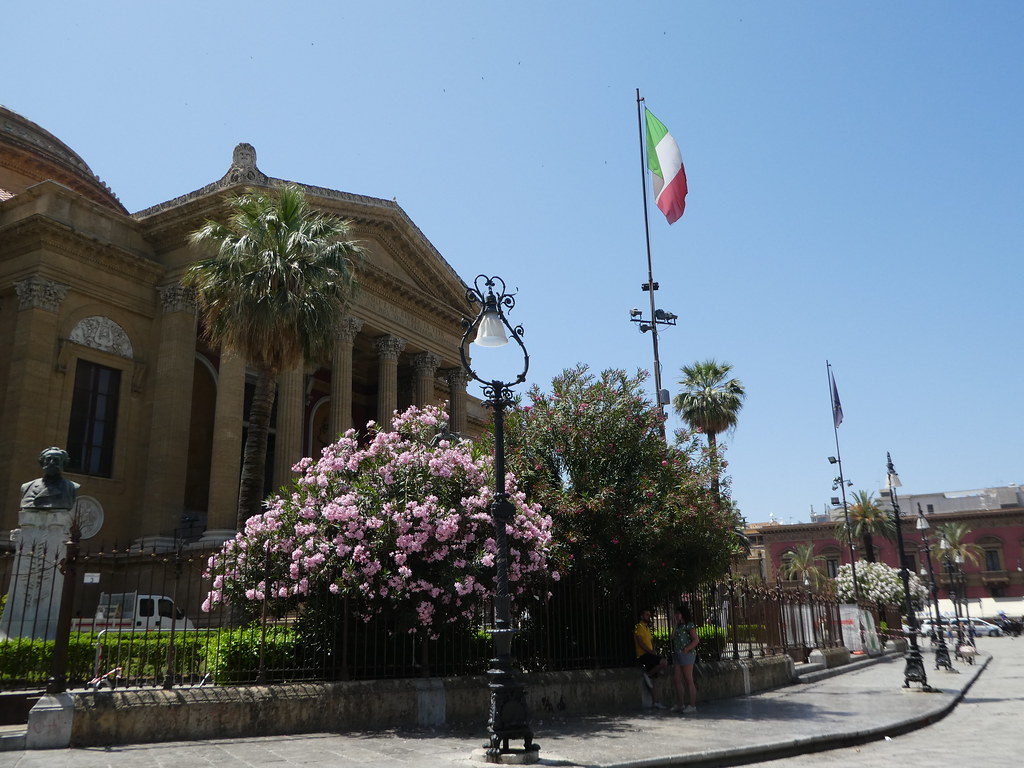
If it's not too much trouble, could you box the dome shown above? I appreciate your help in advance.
[0,105,126,213]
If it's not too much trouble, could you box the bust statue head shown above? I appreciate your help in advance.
[38,447,71,479]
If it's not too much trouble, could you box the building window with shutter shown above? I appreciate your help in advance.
[66,359,121,477]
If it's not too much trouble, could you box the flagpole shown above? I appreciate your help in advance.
[636,88,667,437]
[828,361,860,601]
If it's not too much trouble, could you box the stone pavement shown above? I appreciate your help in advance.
[0,642,996,768]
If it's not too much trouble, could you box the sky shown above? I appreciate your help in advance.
[4,2,1022,524]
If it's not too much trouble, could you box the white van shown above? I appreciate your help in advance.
[71,592,195,632]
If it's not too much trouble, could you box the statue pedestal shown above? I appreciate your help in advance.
[0,509,72,640]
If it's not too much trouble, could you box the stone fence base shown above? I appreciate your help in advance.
[31,654,794,748]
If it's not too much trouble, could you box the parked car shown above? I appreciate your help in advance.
[949,617,1002,638]
[904,617,1002,638]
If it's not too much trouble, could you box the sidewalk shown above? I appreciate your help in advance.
[0,648,988,768]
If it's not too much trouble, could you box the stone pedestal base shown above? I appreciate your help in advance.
[470,747,541,765]
[26,693,73,749]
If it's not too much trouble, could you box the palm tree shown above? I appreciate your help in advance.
[186,184,365,528]
[780,543,826,588]
[936,522,983,566]
[672,360,745,509]
[836,490,895,563]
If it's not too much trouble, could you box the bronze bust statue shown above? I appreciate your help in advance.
[20,447,80,512]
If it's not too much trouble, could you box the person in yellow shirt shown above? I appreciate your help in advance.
[634,609,668,709]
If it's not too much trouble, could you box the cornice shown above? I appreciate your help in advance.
[0,140,126,214]
[0,214,164,284]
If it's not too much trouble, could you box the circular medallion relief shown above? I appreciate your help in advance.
[73,495,104,540]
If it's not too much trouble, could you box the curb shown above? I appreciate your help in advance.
[600,653,990,768]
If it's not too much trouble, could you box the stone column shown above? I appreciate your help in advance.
[330,317,363,439]
[273,365,305,490]
[203,349,245,540]
[375,335,406,430]
[141,285,198,542]
[445,368,469,435]
[413,352,442,409]
[0,277,69,524]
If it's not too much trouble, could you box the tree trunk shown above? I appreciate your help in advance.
[863,533,876,563]
[237,367,277,529]
[708,432,721,513]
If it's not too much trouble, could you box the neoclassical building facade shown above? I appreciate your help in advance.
[0,106,484,548]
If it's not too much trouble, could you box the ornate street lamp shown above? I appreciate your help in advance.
[939,531,967,649]
[459,275,538,763]
[915,505,952,671]
[885,453,930,690]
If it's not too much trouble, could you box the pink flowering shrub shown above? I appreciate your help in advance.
[204,405,556,633]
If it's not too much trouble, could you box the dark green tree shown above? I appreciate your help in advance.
[503,365,735,594]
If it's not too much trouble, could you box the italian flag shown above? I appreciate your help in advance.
[645,108,687,224]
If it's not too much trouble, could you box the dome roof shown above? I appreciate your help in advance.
[0,105,126,213]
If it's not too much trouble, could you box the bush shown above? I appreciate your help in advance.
[204,625,300,683]
[696,625,726,663]
[0,633,100,686]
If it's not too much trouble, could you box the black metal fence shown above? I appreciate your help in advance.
[0,538,877,694]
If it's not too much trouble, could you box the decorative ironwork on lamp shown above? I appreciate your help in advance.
[459,275,538,763]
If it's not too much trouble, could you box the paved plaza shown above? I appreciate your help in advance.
[1,636,1016,768]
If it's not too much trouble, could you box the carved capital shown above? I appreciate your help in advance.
[444,367,469,390]
[374,334,406,362]
[413,351,442,377]
[157,284,197,314]
[14,276,68,312]
[335,316,364,344]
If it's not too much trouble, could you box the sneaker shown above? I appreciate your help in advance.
[683,705,697,714]
[653,702,667,710]
[670,705,683,712]
[642,672,654,691]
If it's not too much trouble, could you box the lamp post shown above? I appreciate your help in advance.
[939,531,967,650]
[459,275,538,762]
[915,505,952,671]
[885,453,930,690]
[955,551,976,645]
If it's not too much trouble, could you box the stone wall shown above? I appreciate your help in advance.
[65,656,794,748]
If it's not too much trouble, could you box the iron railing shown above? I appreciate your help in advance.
[1,539,878,693]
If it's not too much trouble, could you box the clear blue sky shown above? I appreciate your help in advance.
[6,2,1022,523]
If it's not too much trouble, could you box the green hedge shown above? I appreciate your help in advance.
[0,634,96,685]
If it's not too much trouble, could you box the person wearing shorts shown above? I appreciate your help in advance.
[671,604,699,713]
[634,609,668,709]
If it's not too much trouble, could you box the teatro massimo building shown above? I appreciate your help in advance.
[0,105,485,550]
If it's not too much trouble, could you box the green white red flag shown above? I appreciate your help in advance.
[644,108,687,224]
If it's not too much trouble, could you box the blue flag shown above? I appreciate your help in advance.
[831,373,843,428]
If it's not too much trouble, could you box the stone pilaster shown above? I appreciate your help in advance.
[413,352,442,408]
[444,368,469,436]
[330,317,363,439]
[375,335,406,430]
[0,277,70,527]
[141,284,197,537]
[205,349,245,535]
[273,365,305,490]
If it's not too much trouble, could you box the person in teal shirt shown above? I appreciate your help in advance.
[671,604,699,713]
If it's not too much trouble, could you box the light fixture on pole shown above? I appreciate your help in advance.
[827,456,860,602]
[915,505,952,671]
[885,452,930,690]
[459,275,538,763]
[627,298,676,419]
[939,531,966,649]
